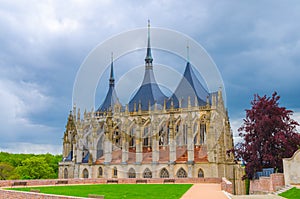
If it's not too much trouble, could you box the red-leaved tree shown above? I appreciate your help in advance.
[237,92,300,179]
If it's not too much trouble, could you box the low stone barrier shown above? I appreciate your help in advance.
[250,173,284,194]
[221,177,233,194]
[0,177,227,198]
[0,189,85,199]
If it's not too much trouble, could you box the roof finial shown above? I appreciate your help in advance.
[109,52,114,87]
[186,40,190,63]
[145,20,153,67]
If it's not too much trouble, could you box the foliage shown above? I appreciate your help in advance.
[9,184,193,199]
[15,157,55,179]
[0,152,62,180]
[279,187,300,199]
[0,162,19,180]
[236,92,300,179]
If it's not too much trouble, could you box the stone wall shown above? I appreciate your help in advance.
[0,189,85,199]
[283,149,300,185]
[0,177,227,198]
[0,177,223,188]
[249,173,284,194]
[221,177,233,194]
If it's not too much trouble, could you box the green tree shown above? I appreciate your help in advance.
[0,162,19,180]
[16,157,55,179]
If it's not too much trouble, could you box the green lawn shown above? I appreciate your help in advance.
[279,187,300,199]
[8,184,192,199]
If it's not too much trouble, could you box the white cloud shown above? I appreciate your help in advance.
[1,0,300,154]
[0,142,62,155]
[230,118,244,145]
[291,111,300,132]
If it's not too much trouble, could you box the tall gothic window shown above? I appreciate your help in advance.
[194,122,199,145]
[198,168,204,178]
[113,167,118,178]
[200,123,206,144]
[159,126,164,146]
[128,168,136,178]
[183,124,188,145]
[159,124,168,146]
[98,167,103,177]
[97,136,104,159]
[83,168,89,178]
[160,168,169,178]
[143,126,149,146]
[129,127,135,147]
[176,168,187,178]
[143,168,152,178]
[64,168,68,179]
[113,126,121,147]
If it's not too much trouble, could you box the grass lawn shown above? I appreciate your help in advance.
[279,187,300,199]
[8,184,193,199]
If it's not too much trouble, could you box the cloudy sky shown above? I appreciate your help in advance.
[1,0,300,154]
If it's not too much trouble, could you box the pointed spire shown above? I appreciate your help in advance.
[109,52,114,87]
[145,20,153,68]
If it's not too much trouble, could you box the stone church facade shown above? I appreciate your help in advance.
[59,22,237,182]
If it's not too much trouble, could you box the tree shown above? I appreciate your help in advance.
[16,157,55,179]
[237,92,300,179]
[0,162,19,180]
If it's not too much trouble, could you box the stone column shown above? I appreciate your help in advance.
[152,120,159,164]
[104,112,113,164]
[135,125,143,164]
[187,113,194,164]
[169,164,174,178]
[121,130,128,164]
[104,131,112,164]
[169,114,176,164]
[188,164,193,178]
[90,126,97,162]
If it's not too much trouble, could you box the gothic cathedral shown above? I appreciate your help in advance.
[59,22,236,181]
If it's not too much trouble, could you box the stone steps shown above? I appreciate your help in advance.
[273,185,293,195]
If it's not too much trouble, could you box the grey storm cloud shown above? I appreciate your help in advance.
[0,0,300,153]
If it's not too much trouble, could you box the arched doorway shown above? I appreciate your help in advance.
[198,168,204,178]
[64,168,68,179]
[83,168,89,178]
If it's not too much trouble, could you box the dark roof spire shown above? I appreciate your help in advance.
[97,53,119,112]
[109,52,114,87]
[128,20,167,112]
[145,20,153,67]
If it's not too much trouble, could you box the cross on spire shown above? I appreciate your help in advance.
[145,20,153,68]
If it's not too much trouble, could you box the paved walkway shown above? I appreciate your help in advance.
[180,183,228,199]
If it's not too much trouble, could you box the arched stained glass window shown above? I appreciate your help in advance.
[128,168,136,178]
[160,168,169,178]
[143,168,152,178]
[176,168,187,178]
[98,167,103,177]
